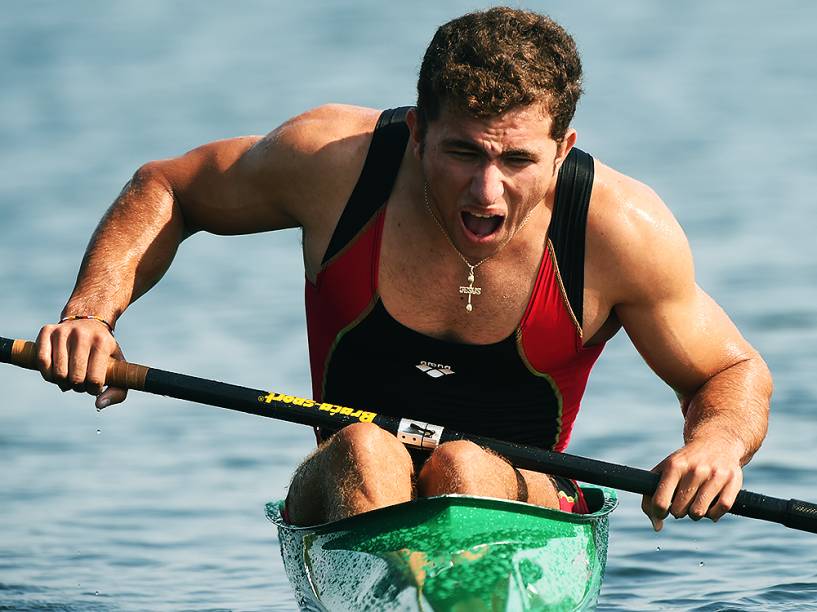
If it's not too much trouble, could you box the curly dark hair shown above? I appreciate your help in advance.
[416,7,583,141]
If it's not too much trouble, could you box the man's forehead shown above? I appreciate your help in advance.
[430,103,554,145]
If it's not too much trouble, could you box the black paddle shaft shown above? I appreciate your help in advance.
[2,335,815,534]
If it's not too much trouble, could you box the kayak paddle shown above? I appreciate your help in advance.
[2,335,815,534]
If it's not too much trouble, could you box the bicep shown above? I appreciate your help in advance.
[144,133,300,236]
[142,104,378,239]
[617,283,754,399]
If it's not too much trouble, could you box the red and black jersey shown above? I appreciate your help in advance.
[305,107,604,452]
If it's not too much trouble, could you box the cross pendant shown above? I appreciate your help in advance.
[458,265,482,312]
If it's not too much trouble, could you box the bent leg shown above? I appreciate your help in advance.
[286,422,415,526]
[417,440,560,509]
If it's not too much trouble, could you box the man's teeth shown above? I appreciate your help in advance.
[469,212,499,219]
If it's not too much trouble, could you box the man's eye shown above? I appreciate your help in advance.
[449,150,477,159]
[507,157,534,166]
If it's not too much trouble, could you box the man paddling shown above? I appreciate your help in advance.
[33,7,771,531]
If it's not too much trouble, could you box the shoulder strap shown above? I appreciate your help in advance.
[548,147,595,328]
[321,107,411,265]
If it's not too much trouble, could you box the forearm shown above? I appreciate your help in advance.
[62,164,187,325]
[681,354,773,465]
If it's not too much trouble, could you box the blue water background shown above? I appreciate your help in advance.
[1,1,816,610]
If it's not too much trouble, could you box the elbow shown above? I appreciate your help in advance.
[722,350,774,406]
[679,351,774,419]
[132,161,173,196]
[743,352,773,457]
[756,353,774,411]
[741,350,774,408]
[130,162,196,238]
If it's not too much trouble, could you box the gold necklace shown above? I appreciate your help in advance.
[423,184,535,313]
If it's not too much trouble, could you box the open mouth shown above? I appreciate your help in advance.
[461,211,504,239]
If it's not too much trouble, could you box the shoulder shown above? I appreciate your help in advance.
[263,104,396,274]
[268,103,381,159]
[586,159,694,306]
[255,103,381,200]
[244,104,384,230]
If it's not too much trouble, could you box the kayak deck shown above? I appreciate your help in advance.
[267,486,617,611]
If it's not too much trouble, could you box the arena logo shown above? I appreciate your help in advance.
[415,360,455,378]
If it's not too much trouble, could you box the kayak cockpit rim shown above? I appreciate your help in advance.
[266,485,617,532]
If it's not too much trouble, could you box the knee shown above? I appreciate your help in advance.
[425,440,484,473]
[328,422,412,472]
[418,440,489,494]
[287,423,414,524]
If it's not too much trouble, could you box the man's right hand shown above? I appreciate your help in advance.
[35,319,128,409]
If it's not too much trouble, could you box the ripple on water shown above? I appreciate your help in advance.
[2,3,817,611]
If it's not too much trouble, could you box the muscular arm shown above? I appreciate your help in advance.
[589,166,772,529]
[37,104,379,405]
[63,134,287,324]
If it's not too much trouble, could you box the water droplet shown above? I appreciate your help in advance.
[94,590,100,596]
[699,561,705,567]
[656,546,661,552]
[96,429,101,435]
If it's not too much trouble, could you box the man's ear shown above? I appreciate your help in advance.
[406,108,424,158]
[554,128,577,172]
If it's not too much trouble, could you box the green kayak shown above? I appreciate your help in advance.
[266,485,617,611]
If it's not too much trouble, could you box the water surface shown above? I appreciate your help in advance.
[1,2,816,610]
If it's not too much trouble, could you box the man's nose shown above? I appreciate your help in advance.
[469,163,505,206]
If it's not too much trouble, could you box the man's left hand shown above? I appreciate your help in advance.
[641,438,744,531]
